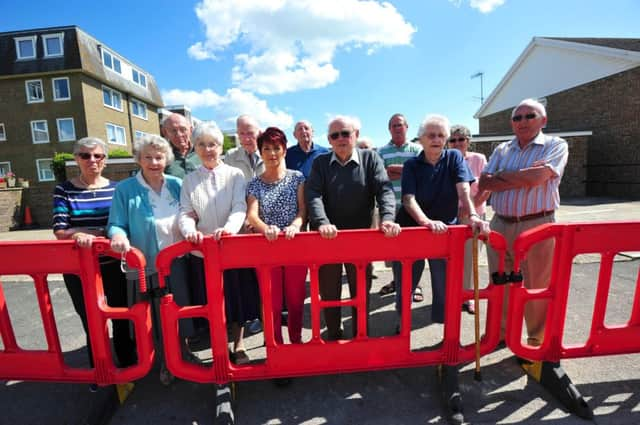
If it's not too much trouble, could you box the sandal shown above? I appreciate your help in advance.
[378,281,396,295]
[412,286,424,302]
[462,300,475,315]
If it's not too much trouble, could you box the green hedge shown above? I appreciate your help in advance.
[52,152,75,182]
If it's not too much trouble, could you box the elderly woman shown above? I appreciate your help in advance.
[108,134,194,385]
[448,125,489,315]
[178,123,259,365]
[53,137,136,376]
[246,127,307,345]
[395,114,490,424]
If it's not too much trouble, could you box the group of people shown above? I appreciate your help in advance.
[53,98,568,424]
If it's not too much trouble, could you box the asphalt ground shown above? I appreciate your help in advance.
[0,197,639,424]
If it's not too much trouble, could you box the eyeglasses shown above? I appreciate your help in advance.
[512,113,539,122]
[448,137,467,143]
[329,130,353,140]
[77,153,106,160]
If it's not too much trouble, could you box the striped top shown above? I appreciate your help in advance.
[377,140,422,209]
[483,132,568,217]
[52,180,118,231]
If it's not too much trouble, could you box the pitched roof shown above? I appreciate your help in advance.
[474,37,640,118]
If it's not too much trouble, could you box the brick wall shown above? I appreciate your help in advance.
[478,66,640,198]
[0,187,24,231]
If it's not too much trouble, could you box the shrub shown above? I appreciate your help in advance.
[52,152,75,182]
[109,148,133,158]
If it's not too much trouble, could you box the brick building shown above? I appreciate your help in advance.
[474,37,640,198]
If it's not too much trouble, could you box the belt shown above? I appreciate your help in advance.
[496,210,554,223]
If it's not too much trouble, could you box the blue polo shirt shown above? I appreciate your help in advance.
[397,149,474,226]
[286,143,329,178]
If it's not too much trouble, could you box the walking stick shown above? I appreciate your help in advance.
[472,232,482,381]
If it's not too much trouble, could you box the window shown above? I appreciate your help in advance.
[132,68,147,88]
[134,130,148,140]
[0,123,5,141]
[43,33,64,57]
[31,120,49,144]
[36,159,54,181]
[131,99,148,119]
[52,77,70,101]
[26,79,44,103]
[106,123,126,145]
[15,36,37,60]
[101,48,122,74]
[102,86,123,111]
[0,162,11,177]
[56,118,75,142]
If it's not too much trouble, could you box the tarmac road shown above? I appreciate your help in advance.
[1,197,639,424]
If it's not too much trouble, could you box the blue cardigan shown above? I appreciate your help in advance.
[107,173,182,271]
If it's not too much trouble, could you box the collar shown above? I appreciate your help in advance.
[136,171,165,191]
[512,131,546,149]
[330,149,360,166]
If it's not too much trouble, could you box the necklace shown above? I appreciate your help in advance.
[79,175,99,197]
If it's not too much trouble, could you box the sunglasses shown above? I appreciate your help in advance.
[77,153,106,160]
[512,113,538,122]
[448,137,467,143]
[329,130,353,140]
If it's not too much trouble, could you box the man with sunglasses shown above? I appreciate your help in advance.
[161,113,200,178]
[478,99,591,418]
[306,115,400,340]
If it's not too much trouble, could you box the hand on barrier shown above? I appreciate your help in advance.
[283,224,300,239]
[72,232,97,248]
[110,234,131,253]
[264,225,281,241]
[185,230,204,244]
[380,221,401,237]
[213,227,230,241]
[425,219,447,234]
[469,216,491,236]
[318,224,338,239]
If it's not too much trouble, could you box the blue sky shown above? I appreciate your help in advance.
[4,0,640,147]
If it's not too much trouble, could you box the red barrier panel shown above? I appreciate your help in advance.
[155,226,507,384]
[0,239,153,385]
[506,221,640,362]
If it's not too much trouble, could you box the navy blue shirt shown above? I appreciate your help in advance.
[286,143,329,178]
[397,149,474,226]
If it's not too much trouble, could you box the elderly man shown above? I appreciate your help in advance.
[377,114,423,300]
[479,99,591,418]
[161,113,201,178]
[306,115,400,340]
[285,120,329,178]
[225,115,265,180]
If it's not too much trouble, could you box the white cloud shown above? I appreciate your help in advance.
[448,0,506,13]
[188,0,416,94]
[162,87,293,130]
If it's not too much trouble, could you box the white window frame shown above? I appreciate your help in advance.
[25,79,44,103]
[102,85,123,111]
[52,77,70,101]
[0,162,11,177]
[56,117,76,142]
[131,98,148,120]
[36,158,55,182]
[30,120,50,144]
[101,47,122,74]
[106,123,126,146]
[0,123,6,141]
[15,35,37,60]
[134,130,148,140]
[132,68,147,89]
[43,33,64,58]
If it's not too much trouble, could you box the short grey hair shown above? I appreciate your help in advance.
[512,98,547,118]
[417,114,451,139]
[192,122,224,146]
[73,137,108,158]
[328,115,361,132]
[450,124,471,139]
[133,134,174,165]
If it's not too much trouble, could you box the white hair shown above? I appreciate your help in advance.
[417,114,451,139]
[133,134,174,165]
[192,122,224,146]
[512,98,547,118]
[328,115,361,132]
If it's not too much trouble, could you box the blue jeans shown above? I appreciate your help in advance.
[394,258,447,323]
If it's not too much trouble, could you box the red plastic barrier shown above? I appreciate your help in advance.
[0,239,153,385]
[506,221,640,362]
[155,226,507,384]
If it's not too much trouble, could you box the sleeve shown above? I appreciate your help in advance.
[401,159,417,197]
[178,174,197,236]
[483,142,506,174]
[107,183,130,238]
[52,184,70,231]
[305,157,330,229]
[544,137,569,178]
[224,170,247,234]
[454,151,475,184]
[372,154,396,222]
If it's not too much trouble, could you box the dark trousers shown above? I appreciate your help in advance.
[63,258,136,368]
[318,263,373,339]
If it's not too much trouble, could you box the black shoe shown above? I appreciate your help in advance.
[437,365,464,425]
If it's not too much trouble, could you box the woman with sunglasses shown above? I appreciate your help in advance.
[52,137,136,381]
[447,125,489,315]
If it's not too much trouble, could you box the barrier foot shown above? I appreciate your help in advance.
[85,383,135,425]
[518,359,593,420]
[436,365,464,425]
[215,383,235,425]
